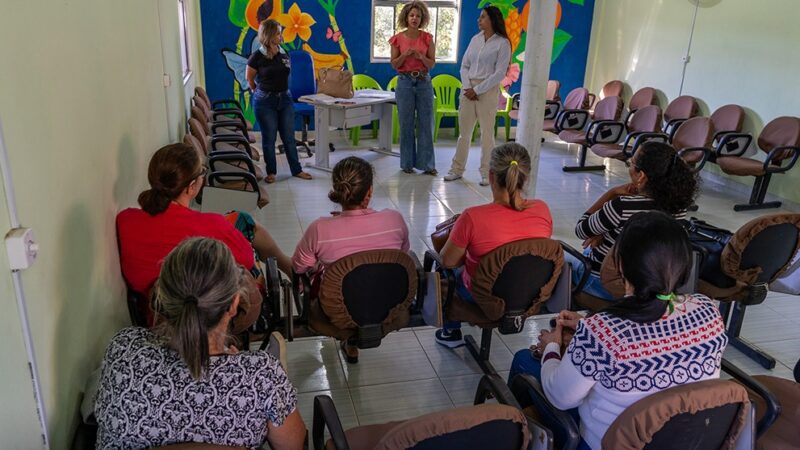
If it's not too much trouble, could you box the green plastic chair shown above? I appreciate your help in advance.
[431,74,462,141]
[496,87,514,141]
[386,76,400,144]
[350,74,382,146]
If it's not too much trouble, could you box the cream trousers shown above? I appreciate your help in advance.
[449,80,499,177]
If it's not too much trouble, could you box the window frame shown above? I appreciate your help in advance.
[370,0,461,64]
[177,0,193,83]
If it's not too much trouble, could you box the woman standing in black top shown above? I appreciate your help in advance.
[246,19,312,183]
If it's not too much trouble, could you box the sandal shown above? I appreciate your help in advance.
[265,174,276,184]
[423,169,438,176]
[294,172,312,180]
[402,168,415,174]
[340,340,359,364]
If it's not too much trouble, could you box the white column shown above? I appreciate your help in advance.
[518,0,556,196]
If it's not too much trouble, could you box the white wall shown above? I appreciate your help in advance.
[585,0,800,203]
[0,0,204,447]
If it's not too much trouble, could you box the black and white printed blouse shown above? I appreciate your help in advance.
[94,327,297,450]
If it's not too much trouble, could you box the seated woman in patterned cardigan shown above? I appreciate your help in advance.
[508,211,728,450]
[95,238,305,450]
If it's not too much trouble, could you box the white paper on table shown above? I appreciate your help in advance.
[354,89,395,99]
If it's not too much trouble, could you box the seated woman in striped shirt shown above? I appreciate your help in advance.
[570,141,698,300]
[292,156,410,361]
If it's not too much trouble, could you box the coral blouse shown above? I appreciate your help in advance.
[389,31,433,72]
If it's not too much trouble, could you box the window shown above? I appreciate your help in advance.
[177,0,192,79]
[371,0,460,63]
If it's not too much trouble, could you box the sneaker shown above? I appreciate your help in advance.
[402,168,415,174]
[435,328,465,348]
[479,177,489,186]
[443,172,462,182]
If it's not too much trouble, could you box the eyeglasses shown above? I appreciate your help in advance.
[624,160,640,171]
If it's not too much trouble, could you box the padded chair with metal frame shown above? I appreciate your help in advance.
[286,249,425,352]
[696,213,800,369]
[432,74,462,141]
[715,116,800,211]
[512,371,756,450]
[194,88,257,144]
[662,95,700,140]
[723,358,798,450]
[424,239,587,376]
[585,104,665,165]
[543,87,590,134]
[708,104,752,160]
[188,117,264,181]
[508,80,560,126]
[287,49,316,157]
[314,374,554,450]
[192,100,254,144]
[559,95,624,172]
[622,86,658,129]
[586,79,624,108]
[663,116,715,172]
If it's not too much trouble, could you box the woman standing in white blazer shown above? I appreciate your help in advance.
[444,5,511,186]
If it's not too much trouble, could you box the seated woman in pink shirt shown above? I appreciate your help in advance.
[435,143,553,348]
[292,156,410,361]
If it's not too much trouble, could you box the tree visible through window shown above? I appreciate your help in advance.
[372,0,460,63]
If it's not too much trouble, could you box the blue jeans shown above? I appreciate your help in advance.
[251,89,303,176]
[443,267,473,331]
[565,250,613,300]
[395,74,435,172]
[509,350,591,450]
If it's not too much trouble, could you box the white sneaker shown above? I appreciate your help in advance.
[479,177,489,186]
[443,172,462,182]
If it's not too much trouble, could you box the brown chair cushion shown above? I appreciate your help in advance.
[751,375,800,450]
[317,249,417,333]
[374,404,530,450]
[558,129,587,145]
[757,116,800,157]
[717,156,766,177]
[593,95,624,121]
[721,213,800,285]
[629,87,657,111]
[459,239,563,324]
[697,279,748,302]
[325,421,401,450]
[602,379,750,450]
[590,143,625,159]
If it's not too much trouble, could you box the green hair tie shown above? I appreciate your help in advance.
[656,293,677,315]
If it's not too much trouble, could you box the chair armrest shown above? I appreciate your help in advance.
[556,109,590,132]
[293,271,313,324]
[587,93,597,109]
[208,153,257,176]
[665,118,689,141]
[544,100,561,120]
[423,249,444,272]
[713,131,752,158]
[206,171,261,200]
[678,147,714,172]
[212,107,244,116]
[210,133,250,149]
[559,242,589,296]
[474,374,522,408]
[211,120,246,135]
[408,250,426,311]
[212,98,243,110]
[625,132,669,159]
[721,358,781,438]
[587,120,625,145]
[313,395,350,450]
[510,374,581,450]
[264,256,281,318]
[764,145,800,174]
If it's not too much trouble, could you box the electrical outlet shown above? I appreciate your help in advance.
[5,227,38,271]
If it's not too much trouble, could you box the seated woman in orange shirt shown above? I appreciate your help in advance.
[435,143,553,348]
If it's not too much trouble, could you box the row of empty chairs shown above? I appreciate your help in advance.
[539,81,800,211]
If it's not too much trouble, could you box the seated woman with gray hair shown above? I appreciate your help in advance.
[95,237,305,450]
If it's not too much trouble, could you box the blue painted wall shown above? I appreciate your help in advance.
[199,0,594,128]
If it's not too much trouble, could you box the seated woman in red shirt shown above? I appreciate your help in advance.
[435,143,553,348]
[117,143,291,323]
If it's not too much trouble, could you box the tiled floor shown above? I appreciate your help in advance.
[249,130,800,430]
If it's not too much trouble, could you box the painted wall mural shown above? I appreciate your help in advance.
[200,0,594,128]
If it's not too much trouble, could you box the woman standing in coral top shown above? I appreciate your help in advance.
[389,1,437,175]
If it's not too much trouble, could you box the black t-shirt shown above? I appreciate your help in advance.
[247,49,291,93]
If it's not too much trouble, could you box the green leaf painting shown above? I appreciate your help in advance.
[551,28,572,62]
[568,0,584,5]
[228,0,249,28]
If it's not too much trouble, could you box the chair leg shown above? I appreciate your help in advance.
[563,145,606,172]
[434,113,441,142]
[734,174,782,211]
[726,302,776,369]
[350,127,360,146]
[464,328,498,376]
[505,116,511,142]
[372,119,379,139]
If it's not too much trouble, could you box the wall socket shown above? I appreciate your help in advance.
[5,227,38,271]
